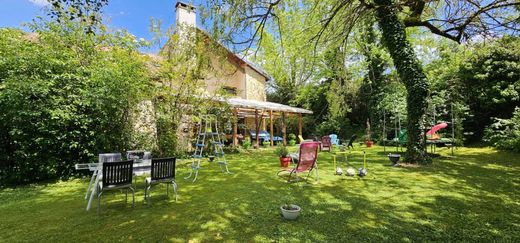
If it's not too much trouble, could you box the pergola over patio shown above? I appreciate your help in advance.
[220,97,313,147]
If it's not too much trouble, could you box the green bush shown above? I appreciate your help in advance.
[484,107,520,152]
[262,141,270,147]
[242,137,252,149]
[288,133,297,145]
[0,23,149,185]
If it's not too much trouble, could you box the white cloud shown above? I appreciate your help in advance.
[29,0,50,7]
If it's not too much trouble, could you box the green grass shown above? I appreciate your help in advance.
[1,146,519,242]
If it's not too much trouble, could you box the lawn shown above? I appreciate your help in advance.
[1,146,519,242]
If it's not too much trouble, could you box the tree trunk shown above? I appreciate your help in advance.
[373,0,429,163]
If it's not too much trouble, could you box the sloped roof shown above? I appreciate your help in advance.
[162,27,272,81]
[196,28,272,80]
[217,97,313,114]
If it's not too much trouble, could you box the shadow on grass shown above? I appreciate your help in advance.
[0,146,519,242]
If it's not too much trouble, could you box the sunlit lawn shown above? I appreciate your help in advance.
[1,145,519,242]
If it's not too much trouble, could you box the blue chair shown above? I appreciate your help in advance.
[329,134,339,146]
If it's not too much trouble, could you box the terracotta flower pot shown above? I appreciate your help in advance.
[279,157,291,167]
[365,140,374,147]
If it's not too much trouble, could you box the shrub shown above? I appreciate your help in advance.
[242,137,252,149]
[484,107,520,152]
[262,141,271,147]
[0,23,149,185]
[288,133,297,145]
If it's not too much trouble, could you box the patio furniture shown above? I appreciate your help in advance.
[277,142,320,183]
[347,135,357,149]
[329,134,339,146]
[76,155,152,211]
[321,136,332,152]
[298,135,313,144]
[84,153,122,200]
[144,157,178,203]
[97,160,135,214]
[127,150,152,182]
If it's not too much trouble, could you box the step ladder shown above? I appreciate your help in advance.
[185,115,232,182]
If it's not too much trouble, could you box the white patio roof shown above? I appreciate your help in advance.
[220,97,313,114]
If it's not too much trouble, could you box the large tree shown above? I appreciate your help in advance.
[203,0,519,163]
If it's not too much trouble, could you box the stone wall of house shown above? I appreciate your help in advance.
[131,100,157,151]
[245,66,267,101]
[204,54,246,98]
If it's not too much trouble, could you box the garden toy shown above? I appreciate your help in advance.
[185,115,231,182]
[427,122,448,137]
[357,151,368,177]
[277,142,320,183]
[333,150,357,176]
[335,167,343,175]
[332,151,348,175]
[346,168,356,176]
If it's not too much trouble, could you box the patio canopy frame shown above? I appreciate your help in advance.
[216,97,312,148]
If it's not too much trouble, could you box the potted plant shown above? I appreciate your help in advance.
[280,190,301,220]
[280,204,301,220]
[275,145,291,167]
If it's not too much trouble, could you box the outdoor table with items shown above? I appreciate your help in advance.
[75,152,152,211]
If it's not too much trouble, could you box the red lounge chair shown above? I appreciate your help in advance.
[321,136,332,152]
[277,142,320,183]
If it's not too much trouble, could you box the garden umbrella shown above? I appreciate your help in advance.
[427,122,448,135]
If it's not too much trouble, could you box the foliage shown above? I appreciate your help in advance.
[274,145,289,157]
[242,137,252,149]
[374,0,429,163]
[459,36,520,141]
[262,141,271,147]
[287,133,297,146]
[484,107,520,152]
[47,0,109,34]
[0,21,149,184]
[150,19,233,157]
[1,146,519,241]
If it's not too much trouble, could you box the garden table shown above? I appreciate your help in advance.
[75,159,151,211]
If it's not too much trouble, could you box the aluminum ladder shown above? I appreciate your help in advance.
[185,116,232,182]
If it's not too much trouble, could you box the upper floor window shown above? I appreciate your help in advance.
[223,86,238,96]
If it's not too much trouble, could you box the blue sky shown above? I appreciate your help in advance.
[0,0,204,52]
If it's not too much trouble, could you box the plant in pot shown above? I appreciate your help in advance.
[280,190,301,220]
[275,145,291,167]
[365,118,374,147]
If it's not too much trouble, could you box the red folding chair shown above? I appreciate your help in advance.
[277,142,320,183]
[321,136,332,152]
